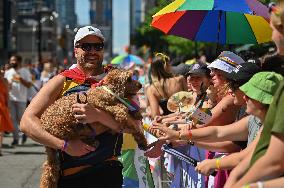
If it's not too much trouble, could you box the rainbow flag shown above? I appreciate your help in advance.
[120,134,155,188]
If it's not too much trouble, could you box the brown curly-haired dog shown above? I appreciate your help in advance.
[39,68,147,188]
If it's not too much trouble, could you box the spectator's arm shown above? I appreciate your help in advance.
[189,116,249,142]
[233,133,284,187]
[19,76,33,88]
[195,141,242,153]
[202,95,241,127]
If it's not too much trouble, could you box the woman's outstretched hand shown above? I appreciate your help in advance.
[149,123,179,141]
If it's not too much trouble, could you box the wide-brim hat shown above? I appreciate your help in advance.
[240,72,283,104]
[208,51,245,73]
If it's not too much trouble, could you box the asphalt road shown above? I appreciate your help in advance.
[0,134,45,188]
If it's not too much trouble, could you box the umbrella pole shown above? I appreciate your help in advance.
[216,11,223,55]
[195,42,198,57]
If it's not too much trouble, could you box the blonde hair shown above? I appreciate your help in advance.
[216,83,230,102]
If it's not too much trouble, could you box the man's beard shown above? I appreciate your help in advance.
[77,54,103,71]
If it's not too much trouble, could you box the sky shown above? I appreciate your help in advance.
[75,0,130,55]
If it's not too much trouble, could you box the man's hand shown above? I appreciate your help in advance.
[72,103,104,124]
[64,139,95,157]
[72,103,97,124]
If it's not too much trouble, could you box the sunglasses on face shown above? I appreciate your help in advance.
[75,43,104,52]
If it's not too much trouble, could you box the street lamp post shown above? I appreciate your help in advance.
[36,0,43,63]
[37,11,42,63]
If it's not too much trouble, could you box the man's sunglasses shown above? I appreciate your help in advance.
[75,43,104,52]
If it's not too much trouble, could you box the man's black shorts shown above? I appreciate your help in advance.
[58,160,123,188]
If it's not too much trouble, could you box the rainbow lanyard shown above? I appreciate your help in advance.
[101,86,138,112]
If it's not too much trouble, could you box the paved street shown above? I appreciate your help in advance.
[0,134,45,188]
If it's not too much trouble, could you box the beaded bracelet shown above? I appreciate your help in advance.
[61,140,68,151]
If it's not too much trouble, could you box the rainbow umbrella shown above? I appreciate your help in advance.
[151,0,272,44]
[111,54,144,65]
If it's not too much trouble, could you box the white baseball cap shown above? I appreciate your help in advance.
[74,26,105,46]
[208,51,245,73]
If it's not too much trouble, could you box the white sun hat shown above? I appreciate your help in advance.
[208,51,245,73]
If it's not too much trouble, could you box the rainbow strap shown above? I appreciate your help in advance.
[101,86,138,112]
[123,98,140,112]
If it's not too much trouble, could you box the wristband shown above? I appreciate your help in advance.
[61,140,68,151]
[257,182,264,188]
[188,130,192,140]
[243,184,250,188]
[216,158,221,170]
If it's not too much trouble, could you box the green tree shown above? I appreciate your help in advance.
[132,0,203,61]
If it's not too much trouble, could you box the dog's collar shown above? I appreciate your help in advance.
[101,86,137,112]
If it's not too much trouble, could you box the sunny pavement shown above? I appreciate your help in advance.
[0,134,45,188]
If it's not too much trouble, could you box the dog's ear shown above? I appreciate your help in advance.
[104,69,130,95]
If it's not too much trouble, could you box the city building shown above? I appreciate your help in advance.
[55,0,77,29]
[0,0,4,65]
[55,0,77,65]
[11,0,58,64]
[129,0,156,53]
[89,0,113,60]
[0,0,77,66]
[0,0,17,66]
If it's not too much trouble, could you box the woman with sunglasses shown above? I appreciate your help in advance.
[149,51,248,188]
[195,71,280,179]
[230,1,284,187]
[153,52,247,130]
[149,62,260,170]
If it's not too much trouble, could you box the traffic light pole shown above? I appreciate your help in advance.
[37,10,42,63]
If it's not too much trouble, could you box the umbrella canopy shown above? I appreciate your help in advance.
[111,54,144,65]
[151,0,272,44]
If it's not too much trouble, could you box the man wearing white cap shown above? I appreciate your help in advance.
[20,26,126,187]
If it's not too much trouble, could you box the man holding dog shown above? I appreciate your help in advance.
[20,26,129,187]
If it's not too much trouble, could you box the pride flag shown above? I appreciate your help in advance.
[120,134,155,188]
